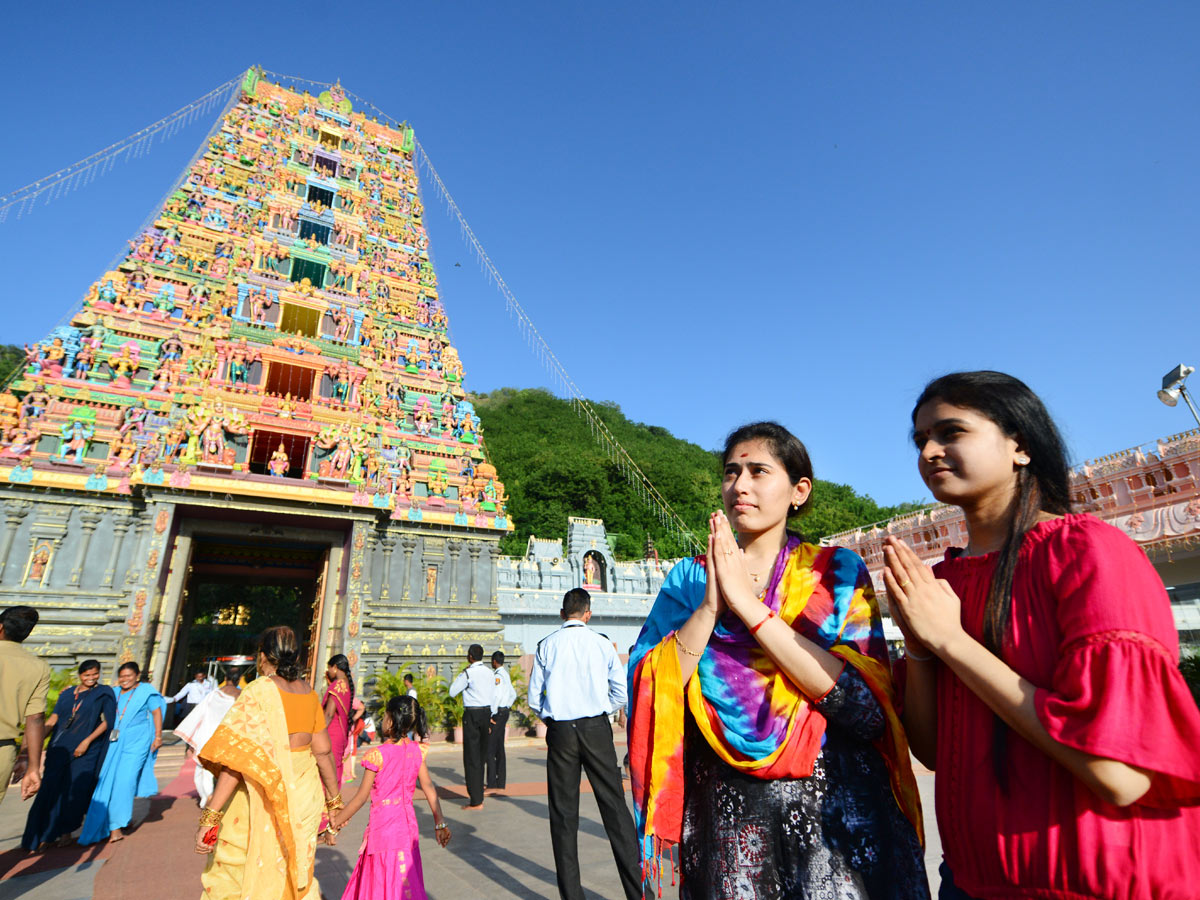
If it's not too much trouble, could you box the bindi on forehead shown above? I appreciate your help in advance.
[739,452,748,458]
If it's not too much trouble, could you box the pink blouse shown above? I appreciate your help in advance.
[931,514,1200,899]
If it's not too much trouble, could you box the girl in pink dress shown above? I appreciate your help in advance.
[330,695,451,900]
[323,654,354,785]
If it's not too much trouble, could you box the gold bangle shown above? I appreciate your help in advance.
[199,807,224,827]
[325,793,345,812]
[674,634,703,658]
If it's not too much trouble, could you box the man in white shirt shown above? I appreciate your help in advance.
[528,589,642,900]
[170,671,212,726]
[448,643,494,809]
[403,673,418,699]
[486,650,518,791]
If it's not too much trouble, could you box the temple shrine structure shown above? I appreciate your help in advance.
[0,69,514,691]
[824,427,1200,647]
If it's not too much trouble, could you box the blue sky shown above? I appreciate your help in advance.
[2,3,1198,509]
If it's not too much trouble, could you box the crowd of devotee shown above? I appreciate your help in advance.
[3,370,1200,899]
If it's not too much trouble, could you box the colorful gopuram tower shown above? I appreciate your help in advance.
[0,69,511,691]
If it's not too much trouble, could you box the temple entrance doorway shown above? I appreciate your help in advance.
[152,510,352,702]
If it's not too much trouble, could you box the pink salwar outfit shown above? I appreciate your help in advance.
[340,740,429,900]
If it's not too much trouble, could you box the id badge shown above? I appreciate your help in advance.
[109,729,119,742]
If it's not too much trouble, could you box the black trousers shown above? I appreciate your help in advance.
[545,715,643,900]
[486,707,509,788]
[461,706,490,805]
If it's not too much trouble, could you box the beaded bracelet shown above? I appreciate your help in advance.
[749,609,775,636]
[435,822,449,832]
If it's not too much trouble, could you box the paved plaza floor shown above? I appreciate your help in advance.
[0,732,940,899]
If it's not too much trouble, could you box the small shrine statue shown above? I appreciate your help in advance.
[1,418,39,459]
[106,346,139,388]
[583,554,600,587]
[118,399,149,436]
[28,545,50,582]
[70,344,95,380]
[21,385,51,419]
[268,442,290,477]
[56,419,94,464]
[159,332,185,361]
[227,338,259,388]
[36,339,66,377]
[152,286,177,316]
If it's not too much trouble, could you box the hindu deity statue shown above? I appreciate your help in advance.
[326,359,353,404]
[413,397,434,436]
[106,346,140,388]
[56,419,95,464]
[268,443,290,477]
[36,339,67,377]
[227,338,259,389]
[21,385,51,420]
[159,332,184,361]
[151,285,177,316]
[1,419,39,459]
[329,304,353,342]
[96,279,120,307]
[118,400,149,436]
[107,432,137,470]
[250,288,274,324]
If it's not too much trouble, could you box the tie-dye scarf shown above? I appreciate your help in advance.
[627,537,922,888]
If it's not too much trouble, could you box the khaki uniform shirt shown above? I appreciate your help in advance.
[0,640,51,739]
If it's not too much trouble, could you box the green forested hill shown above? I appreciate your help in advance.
[474,388,921,558]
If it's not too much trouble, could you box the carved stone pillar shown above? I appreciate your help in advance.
[378,533,396,603]
[0,501,32,582]
[70,508,104,586]
[400,537,416,601]
[468,543,482,603]
[126,517,148,585]
[103,512,133,588]
[447,539,462,602]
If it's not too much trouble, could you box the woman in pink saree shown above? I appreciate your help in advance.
[323,654,354,785]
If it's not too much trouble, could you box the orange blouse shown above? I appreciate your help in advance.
[279,688,326,735]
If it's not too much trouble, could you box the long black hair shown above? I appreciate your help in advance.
[259,625,303,682]
[913,371,1071,783]
[383,694,427,742]
[328,653,355,702]
[722,422,815,526]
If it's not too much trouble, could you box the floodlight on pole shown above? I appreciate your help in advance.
[1158,364,1200,430]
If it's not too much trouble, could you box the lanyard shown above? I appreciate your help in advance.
[65,687,88,727]
[114,688,139,731]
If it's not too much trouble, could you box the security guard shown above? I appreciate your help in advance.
[528,588,642,900]
[448,643,494,809]
[487,650,517,790]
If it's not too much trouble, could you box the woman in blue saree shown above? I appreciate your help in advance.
[22,659,116,849]
[79,661,164,844]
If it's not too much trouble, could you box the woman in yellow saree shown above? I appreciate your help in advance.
[193,626,342,900]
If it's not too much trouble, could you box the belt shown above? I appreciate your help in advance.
[465,705,490,710]
[0,738,15,748]
[544,713,607,724]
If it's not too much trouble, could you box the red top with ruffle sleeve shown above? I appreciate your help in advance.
[931,514,1200,900]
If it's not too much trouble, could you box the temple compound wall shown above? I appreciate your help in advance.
[497,517,675,657]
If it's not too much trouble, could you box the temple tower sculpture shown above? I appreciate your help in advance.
[0,69,512,691]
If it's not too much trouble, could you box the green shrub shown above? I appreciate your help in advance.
[371,667,452,733]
